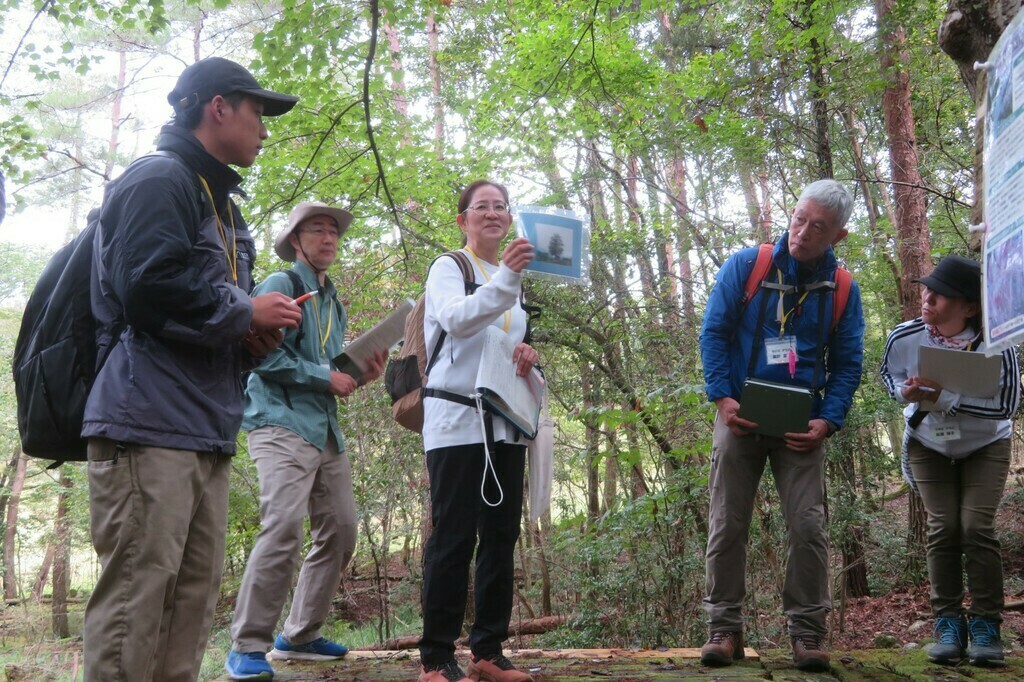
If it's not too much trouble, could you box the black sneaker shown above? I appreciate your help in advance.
[927,615,968,665]
[967,617,1005,667]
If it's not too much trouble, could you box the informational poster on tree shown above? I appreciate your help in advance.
[983,10,1024,355]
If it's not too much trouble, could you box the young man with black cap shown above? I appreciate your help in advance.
[82,57,302,681]
[224,202,386,680]
[881,254,1021,668]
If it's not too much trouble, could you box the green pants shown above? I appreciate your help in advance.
[907,437,1010,621]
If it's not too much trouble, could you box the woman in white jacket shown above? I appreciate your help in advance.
[880,255,1020,668]
[417,180,537,682]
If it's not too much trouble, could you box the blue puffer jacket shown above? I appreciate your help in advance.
[82,125,258,454]
[700,234,865,428]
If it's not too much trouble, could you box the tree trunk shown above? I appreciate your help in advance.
[51,470,72,637]
[939,1,1022,248]
[103,48,126,180]
[32,543,54,602]
[877,0,932,554]
[876,0,932,322]
[803,0,834,178]
[3,452,27,601]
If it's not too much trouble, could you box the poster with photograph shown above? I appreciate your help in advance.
[983,10,1024,354]
[511,205,591,285]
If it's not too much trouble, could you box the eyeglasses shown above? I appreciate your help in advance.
[302,227,340,239]
[464,204,510,215]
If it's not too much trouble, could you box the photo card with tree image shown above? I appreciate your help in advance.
[511,205,591,284]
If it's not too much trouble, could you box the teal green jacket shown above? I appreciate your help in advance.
[242,261,347,451]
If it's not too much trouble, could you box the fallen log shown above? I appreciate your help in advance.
[360,615,570,650]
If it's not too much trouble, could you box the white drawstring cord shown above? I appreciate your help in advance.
[472,393,503,507]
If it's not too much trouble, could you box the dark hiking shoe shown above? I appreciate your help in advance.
[420,660,472,682]
[791,634,830,672]
[468,653,533,682]
[927,615,967,665]
[968,617,1005,667]
[700,631,744,666]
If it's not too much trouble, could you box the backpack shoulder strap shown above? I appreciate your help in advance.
[442,250,477,295]
[831,267,852,332]
[424,251,479,377]
[283,269,304,299]
[742,243,775,305]
[282,269,306,345]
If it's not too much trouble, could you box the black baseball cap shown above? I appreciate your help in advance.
[914,254,981,301]
[167,57,298,117]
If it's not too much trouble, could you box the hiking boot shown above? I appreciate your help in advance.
[791,634,830,672]
[968,617,1005,667]
[224,650,274,681]
[268,634,348,661]
[468,653,533,682]
[927,615,967,665]
[700,631,744,666]
[419,660,472,682]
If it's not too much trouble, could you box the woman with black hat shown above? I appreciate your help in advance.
[880,254,1021,668]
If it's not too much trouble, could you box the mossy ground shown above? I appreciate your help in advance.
[200,647,1022,681]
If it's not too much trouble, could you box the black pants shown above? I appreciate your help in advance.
[419,441,526,665]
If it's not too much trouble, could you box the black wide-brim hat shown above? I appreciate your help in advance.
[914,254,981,301]
[168,57,298,117]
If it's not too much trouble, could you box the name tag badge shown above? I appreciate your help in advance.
[765,336,797,366]
[931,423,961,442]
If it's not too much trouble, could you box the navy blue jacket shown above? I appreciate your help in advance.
[699,234,865,428]
[83,125,258,454]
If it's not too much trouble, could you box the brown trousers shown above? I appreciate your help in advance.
[703,418,831,636]
[83,439,230,682]
[230,426,357,653]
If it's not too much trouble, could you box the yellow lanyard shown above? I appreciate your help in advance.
[466,247,511,332]
[310,291,333,356]
[777,271,809,333]
[199,176,237,284]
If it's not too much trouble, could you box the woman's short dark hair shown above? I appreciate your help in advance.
[457,180,511,215]
[171,91,248,130]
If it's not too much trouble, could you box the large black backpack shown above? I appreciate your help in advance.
[12,208,106,465]
[12,151,191,466]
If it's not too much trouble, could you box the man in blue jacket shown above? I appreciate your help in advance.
[698,180,864,672]
[83,58,303,681]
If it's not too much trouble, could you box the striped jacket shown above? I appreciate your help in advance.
[880,318,1020,459]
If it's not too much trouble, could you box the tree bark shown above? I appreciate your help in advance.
[939,1,1022,248]
[876,0,932,560]
[2,452,27,601]
[876,0,932,322]
[51,469,72,637]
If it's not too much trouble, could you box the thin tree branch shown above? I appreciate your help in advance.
[363,0,408,262]
[1,0,55,93]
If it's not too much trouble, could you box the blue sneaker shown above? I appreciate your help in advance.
[968,617,1005,667]
[927,615,967,665]
[224,650,274,680]
[269,634,348,661]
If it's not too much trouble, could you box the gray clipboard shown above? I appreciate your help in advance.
[918,345,1001,410]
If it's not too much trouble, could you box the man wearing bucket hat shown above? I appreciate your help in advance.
[881,254,1020,667]
[225,202,387,680]
[83,57,301,681]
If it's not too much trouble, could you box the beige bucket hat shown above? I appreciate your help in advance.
[274,201,353,262]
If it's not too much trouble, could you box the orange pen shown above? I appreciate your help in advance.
[293,291,316,305]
